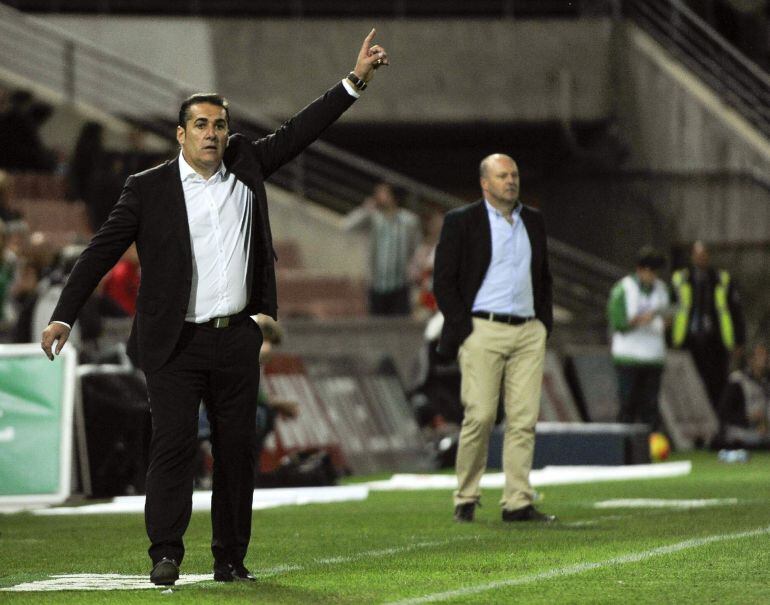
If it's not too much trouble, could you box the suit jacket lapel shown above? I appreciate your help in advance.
[166,158,193,268]
[472,200,492,272]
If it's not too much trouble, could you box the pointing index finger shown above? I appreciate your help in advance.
[361,28,376,52]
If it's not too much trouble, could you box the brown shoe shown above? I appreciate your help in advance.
[502,504,556,523]
[454,502,476,522]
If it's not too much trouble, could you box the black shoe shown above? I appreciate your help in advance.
[502,504,556,523]
[214,562,257,582]
[454,502,476,522]
[150,557,179,586]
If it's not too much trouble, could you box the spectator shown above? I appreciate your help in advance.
[671,241,746,410]
[0,90,55,171]
[101,243,140,316]
[716,342,770,450]
[344,182,420,316]
[409,209,443,319]
[0,219,18,331]
[0,170,23,222]
[607,246,670,430]
[68,121,104,203]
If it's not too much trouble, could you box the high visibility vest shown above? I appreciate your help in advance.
[671,268,735,350]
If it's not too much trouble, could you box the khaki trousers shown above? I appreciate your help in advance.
[454,317,546,510]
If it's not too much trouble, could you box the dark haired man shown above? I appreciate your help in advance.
[433,154,555,524]
[607,247,670,429]
[41,30,388,586]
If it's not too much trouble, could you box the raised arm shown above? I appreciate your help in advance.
[253,29,390,178]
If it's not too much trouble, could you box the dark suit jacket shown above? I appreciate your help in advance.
[433,199,553,358]
[51,82,356,372]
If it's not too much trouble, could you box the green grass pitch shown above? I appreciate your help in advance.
[1,451,769,604]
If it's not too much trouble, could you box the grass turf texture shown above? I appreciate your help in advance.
[1,451,769,604]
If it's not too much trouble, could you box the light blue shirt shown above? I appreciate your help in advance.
[472,200,534,317]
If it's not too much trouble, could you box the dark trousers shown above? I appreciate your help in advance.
[688,340,730,410]
[615,364,663,430]
[369,285,410,316]
[144,319,262,567]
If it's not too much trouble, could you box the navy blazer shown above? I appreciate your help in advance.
[51,82,356,372]
[432,199,553,359]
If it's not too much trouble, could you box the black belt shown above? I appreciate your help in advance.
[198,309,251,329]
[472,311,534,325]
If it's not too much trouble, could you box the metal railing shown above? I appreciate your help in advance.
[0,1,624,320]
[624,0,770,139]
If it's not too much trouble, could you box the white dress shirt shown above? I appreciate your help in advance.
[178,152,252,323]
[472,200,534,317]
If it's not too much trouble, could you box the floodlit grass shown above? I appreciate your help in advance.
[1,451,769,604]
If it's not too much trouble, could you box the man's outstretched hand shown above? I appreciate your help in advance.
[41,322,71,361]
[353,28,389,83]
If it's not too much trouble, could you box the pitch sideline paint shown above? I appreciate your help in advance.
[386,525,770,605]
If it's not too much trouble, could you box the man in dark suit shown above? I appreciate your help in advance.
[41,30,389,586]
[433,154,555,524]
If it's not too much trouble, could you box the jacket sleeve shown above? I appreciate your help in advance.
[50,177,140,326]
[607,280,630,333]
[433,211,466,324]
[251,82,356,179]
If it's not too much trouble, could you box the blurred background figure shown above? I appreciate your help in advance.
[344,182,420,316]
[67,121,104,208]
[0,170,23,222]
[715,342,770,450]
[409,209,443,320]
[671,241,746,411]
[607,246,670,431]
[0,218,18,337]
[0,89,56,172]
[101,243,140,317]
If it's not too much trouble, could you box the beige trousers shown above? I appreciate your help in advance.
[454,317,546,510]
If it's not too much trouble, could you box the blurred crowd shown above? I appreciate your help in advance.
[0,87,160,357]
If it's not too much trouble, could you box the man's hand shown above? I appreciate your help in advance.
[353,28,389,83]
[41,322,71,361]
[631,311,655,327]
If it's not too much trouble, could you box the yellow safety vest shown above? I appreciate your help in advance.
[671,268,735,350]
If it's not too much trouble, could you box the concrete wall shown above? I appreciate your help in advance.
[614,24,770,175]
[40,16,614,123]
[265,183,368,278]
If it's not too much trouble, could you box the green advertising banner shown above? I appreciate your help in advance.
[0,344,76,504]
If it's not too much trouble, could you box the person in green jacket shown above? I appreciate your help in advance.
[608,247,670,429]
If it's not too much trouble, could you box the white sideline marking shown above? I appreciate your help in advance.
[31,485,369,516]
[386,525,770,605]
[367,461,692,491]
[0,536,479,591]
[1,574,212,592]
[595,498,738,509]
[255,536,480,578]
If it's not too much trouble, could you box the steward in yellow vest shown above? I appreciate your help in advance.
[670,241,745,409]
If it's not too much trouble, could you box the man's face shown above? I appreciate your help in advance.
[481,156,520,206]
[691,242,710,270]
[176,102,228,176]
[373,183,397,210]
[636,266,657,286]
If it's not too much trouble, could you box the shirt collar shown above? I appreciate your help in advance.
[483,199,522,220]
[178,152,226,182]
